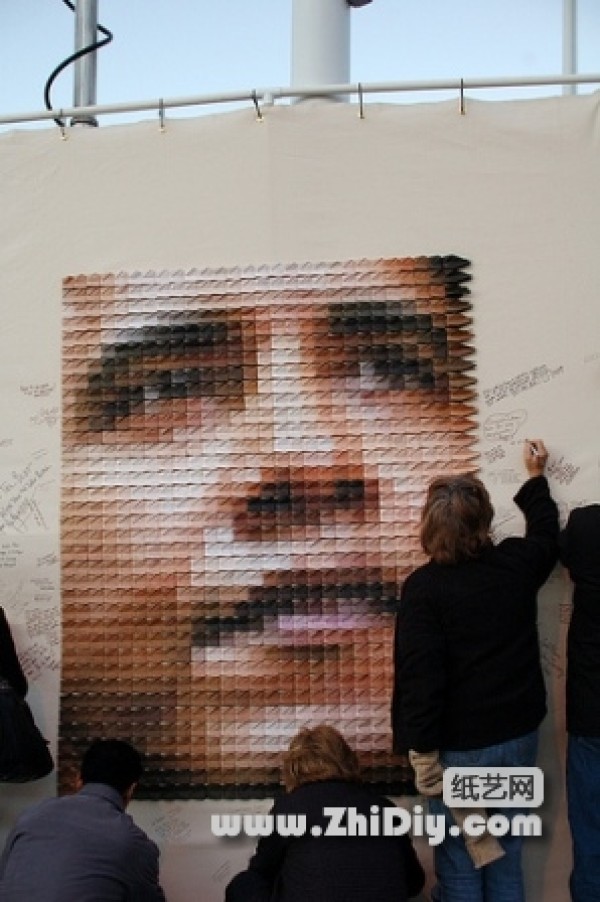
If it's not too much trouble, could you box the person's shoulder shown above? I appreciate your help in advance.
[98,804,159,855]
[400,562,440,603]
[301,779,386,805]
[402,561,436,590]
[121,812,158,848]
[279,779,359,808]
[13,794,64,826]
[280,780,328,804]
[565,504,600,534]
[347,783,398,809]
[269,783,314,817]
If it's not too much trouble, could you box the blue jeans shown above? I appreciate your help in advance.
[567,734,600,902]
[428,730,538,902]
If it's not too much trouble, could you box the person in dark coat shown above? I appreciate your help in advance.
[225,724,425,902]
[0,608,27,698]
[393,439,559,902]
[559,503,600,902]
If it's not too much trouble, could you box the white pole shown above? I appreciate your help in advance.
[72,0,99,125]
[291,0,351,99]
[562,0,578,95]
[4,73,600,128]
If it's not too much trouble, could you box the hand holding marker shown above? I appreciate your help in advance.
[524,438,548,476]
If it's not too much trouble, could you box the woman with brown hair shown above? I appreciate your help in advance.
[393,440,559,902]
[225,724,425,901]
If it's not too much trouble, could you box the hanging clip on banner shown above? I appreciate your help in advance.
[252,91,263,122]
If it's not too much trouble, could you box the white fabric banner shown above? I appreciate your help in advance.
[0,94,599,900]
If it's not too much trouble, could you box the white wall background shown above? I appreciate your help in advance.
[0,92,599,900]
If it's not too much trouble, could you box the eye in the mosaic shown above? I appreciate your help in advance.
[79,313,257,430]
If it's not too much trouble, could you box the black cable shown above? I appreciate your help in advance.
[44,0,113,128]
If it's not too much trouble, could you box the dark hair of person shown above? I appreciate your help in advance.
[282,725,362,792]
[420,473,494,565]
[80,739,143,795]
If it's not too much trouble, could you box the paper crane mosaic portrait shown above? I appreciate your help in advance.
[60,255,476,798]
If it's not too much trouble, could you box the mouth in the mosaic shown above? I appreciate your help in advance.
[191,568,398,648]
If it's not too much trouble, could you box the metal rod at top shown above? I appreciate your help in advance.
[2,72,599,129]
[72,0,99,125]
[562,0,578,96]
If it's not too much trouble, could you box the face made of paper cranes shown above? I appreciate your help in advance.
[60,257,476,798]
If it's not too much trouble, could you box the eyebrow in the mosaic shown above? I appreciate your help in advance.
[85,313,249,421]
[97,315,243,363]
[324,301,452,390]
[326,301,450,338]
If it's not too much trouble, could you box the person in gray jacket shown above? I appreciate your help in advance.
[0,739,166,902]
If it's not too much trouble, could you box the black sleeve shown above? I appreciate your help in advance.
[393,573,446,753]
[512,475,559,584]
[0,608,28,698]
[245,801,289,888]
[225,868,271,902]
[400,833,426,898]
[391,615,409,755]
[378,795,425,898]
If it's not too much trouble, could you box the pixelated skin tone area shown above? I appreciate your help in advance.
[60,258,477,798]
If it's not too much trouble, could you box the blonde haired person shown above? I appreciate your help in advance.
[282,723,362,790]
[393,441,559,902]
[225,724,425,902]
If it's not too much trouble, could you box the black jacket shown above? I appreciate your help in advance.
[559,504,600,736]
[393,475,559,753]
[227,779,425,902]
[0,607,27,698]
